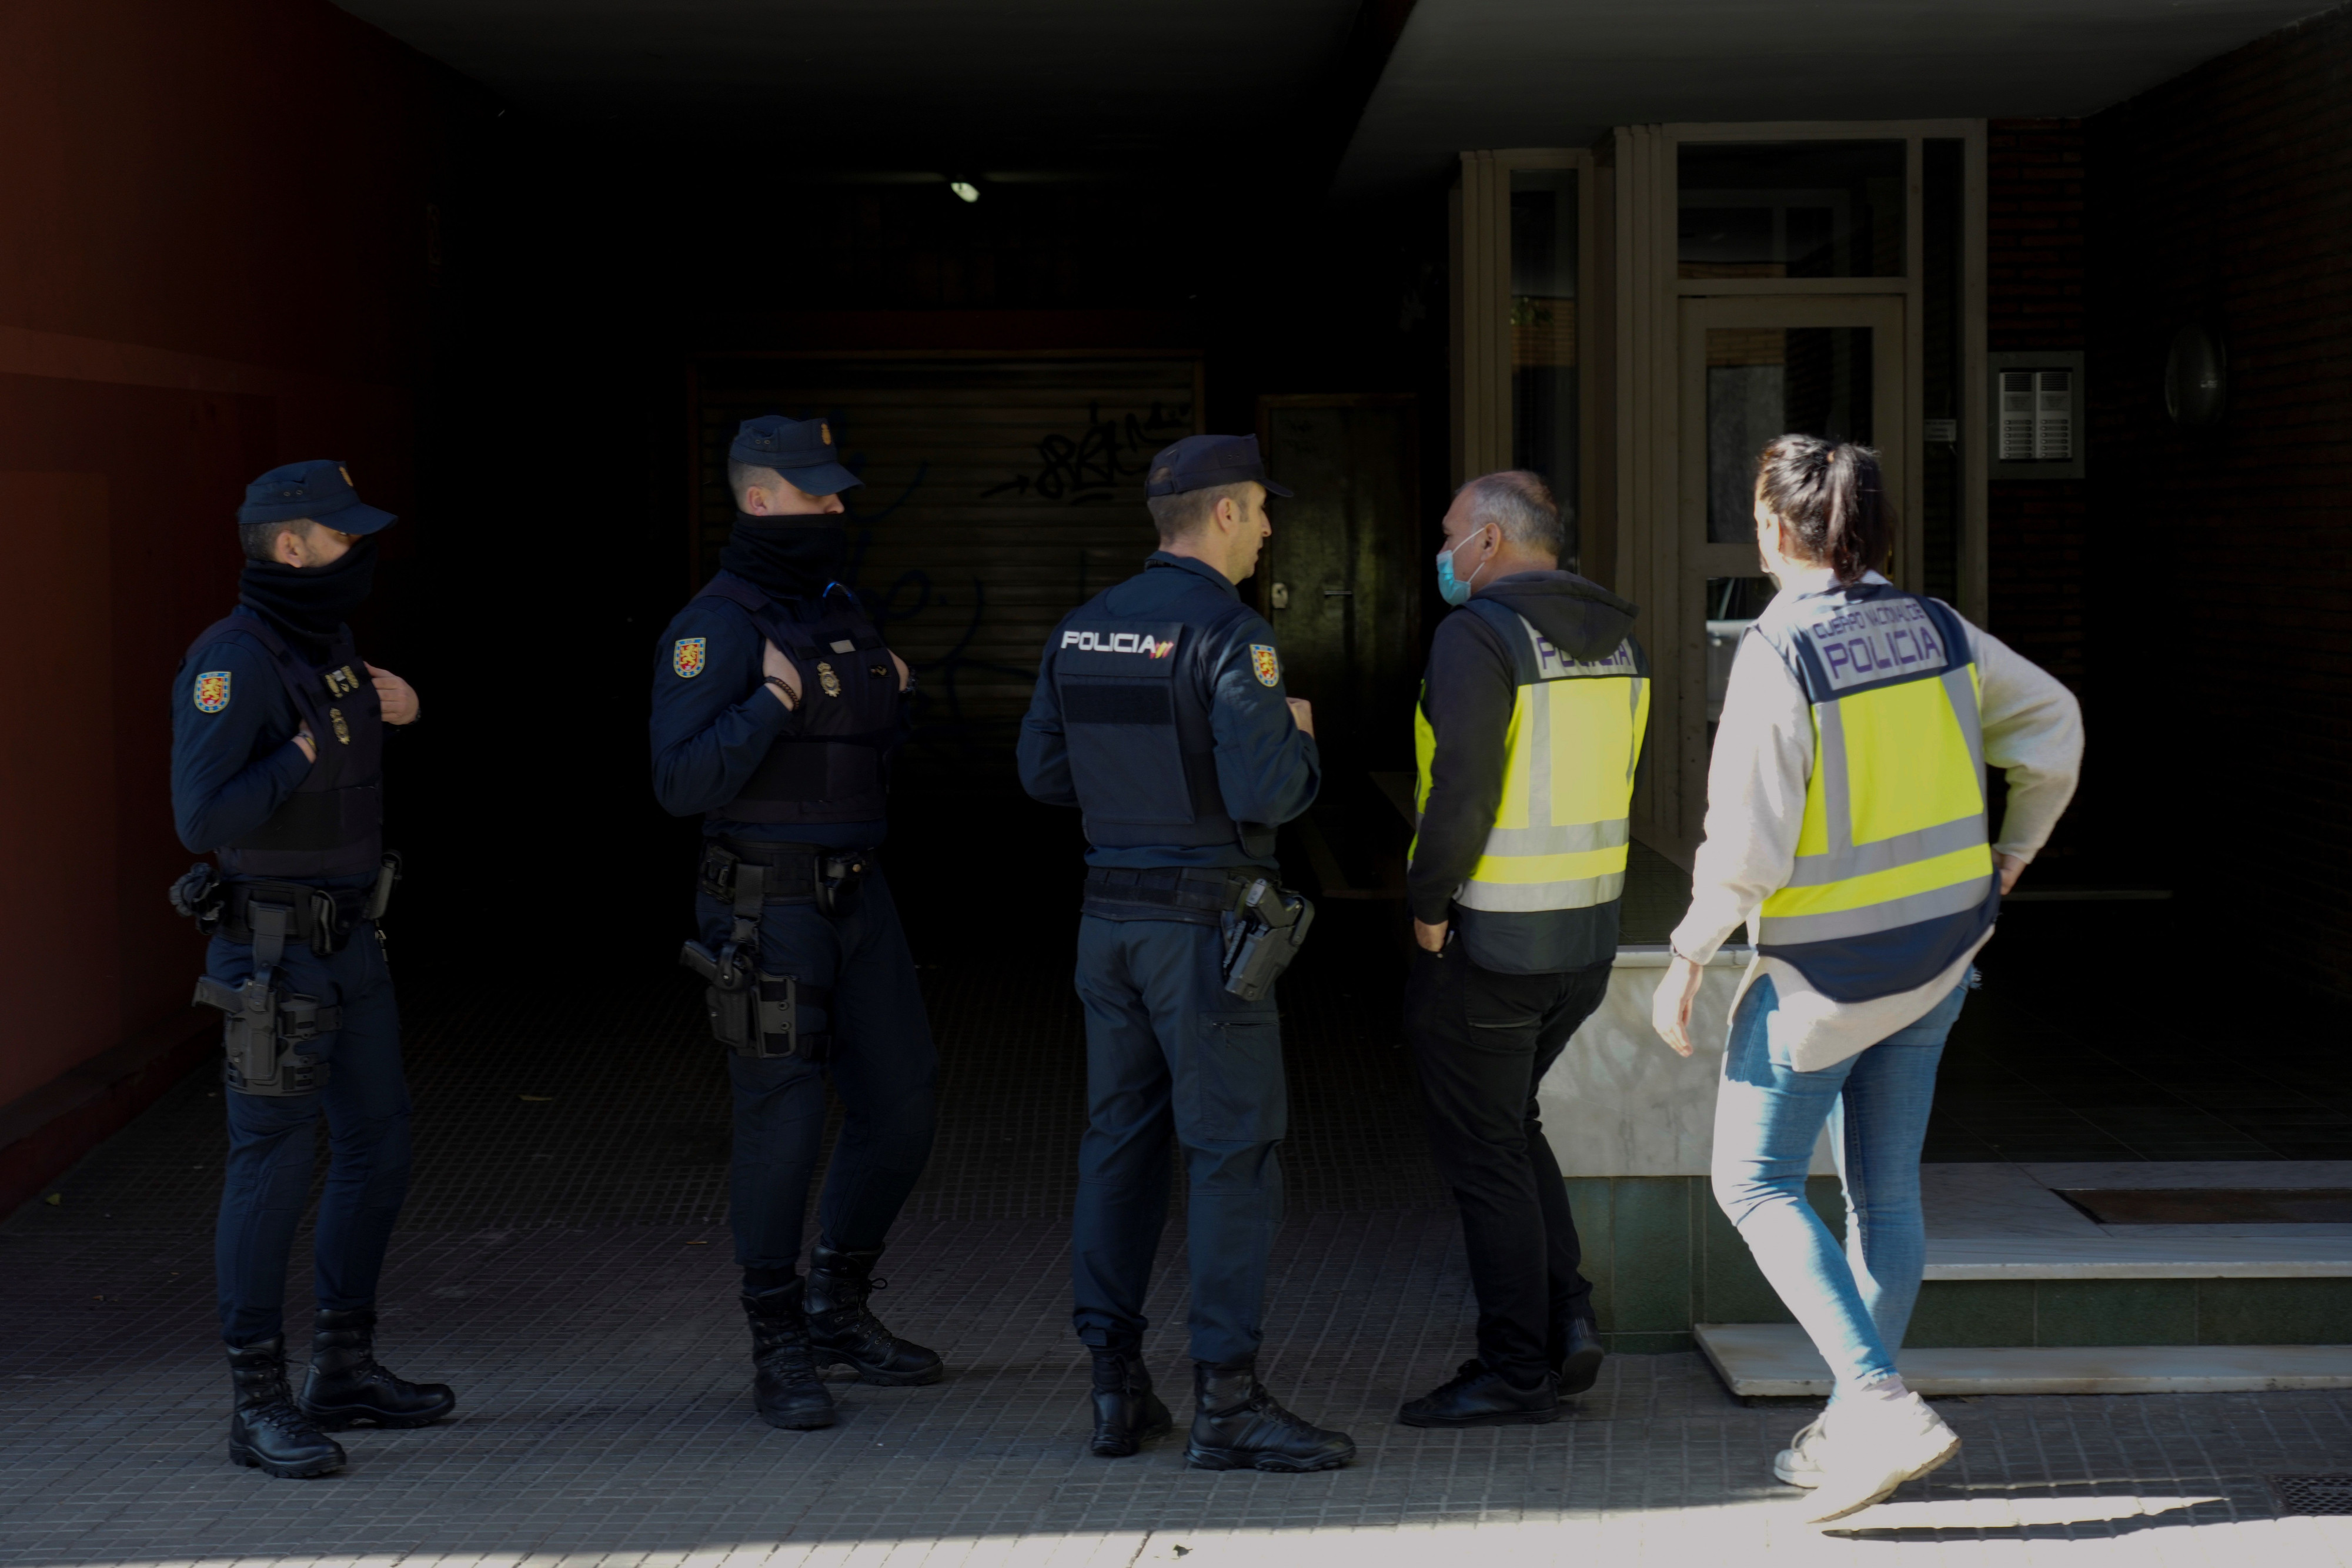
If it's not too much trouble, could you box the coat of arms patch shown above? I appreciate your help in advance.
[193,671,232,713]
[673,638,707,678]
[1250,644,1281,688]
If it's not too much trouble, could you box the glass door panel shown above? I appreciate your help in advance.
[1705,326,1875,542]
[1509,169,1579,553]
[1677,295,1903,844]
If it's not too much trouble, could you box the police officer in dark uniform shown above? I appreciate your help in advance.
[650,414,940,1432]
[169,461,455,1479]
[1017,434,1354,1472]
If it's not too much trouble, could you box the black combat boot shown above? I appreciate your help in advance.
[1552,1316,1606,1397]
[804,1243,944,1386]
[743,1281,836,1429]
[228,1338,346,1478]
[1087,1348,1171,1458]
[298,1308,457,1430]
[1184,1360,1356,1473]
[1398,1359,1561,1427]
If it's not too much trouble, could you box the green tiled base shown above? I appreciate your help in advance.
[1907,1276,2352,1348]
[1566,1176,2352,1348]
[1567,1174,1843,1343]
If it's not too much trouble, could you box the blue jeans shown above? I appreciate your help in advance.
[1711,974,1968,1396]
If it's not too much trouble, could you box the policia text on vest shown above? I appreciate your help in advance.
[1018,432,1357,1473]
[649,414,944,1435]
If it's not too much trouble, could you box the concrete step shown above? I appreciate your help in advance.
[1696,1321,2352,1397]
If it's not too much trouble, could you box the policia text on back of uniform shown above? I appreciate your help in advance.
[168,462,456,1480]
[1018,434,1355,1473]
[649,416,941,1433]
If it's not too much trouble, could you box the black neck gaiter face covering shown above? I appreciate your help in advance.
[720,514,849,599]
[239,539,377,658]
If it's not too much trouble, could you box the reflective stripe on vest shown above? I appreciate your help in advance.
[1753,589,1993,952]
[1414,606,1649,914]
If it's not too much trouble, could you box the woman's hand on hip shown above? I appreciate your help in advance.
[1651,955,1703,1058]
[1996,852,2027,895]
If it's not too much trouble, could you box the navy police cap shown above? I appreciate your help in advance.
[1142,433,1292,500]
[236,459,397,534]
[730,414,864,499]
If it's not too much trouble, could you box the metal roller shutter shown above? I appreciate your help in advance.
[691,354,1201,788]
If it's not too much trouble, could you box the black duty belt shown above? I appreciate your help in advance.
[700,837,875,906]
[1081,865,1259,927]
[218,881,369,952]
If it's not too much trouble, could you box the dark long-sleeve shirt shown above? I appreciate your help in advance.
[171,610,317,857]
[1018,552,1319,870]
[647,590,884,847]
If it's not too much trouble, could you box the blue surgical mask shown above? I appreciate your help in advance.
[1435,531,1485,606]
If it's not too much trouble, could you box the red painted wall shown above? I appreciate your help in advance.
[0,0,459,1111]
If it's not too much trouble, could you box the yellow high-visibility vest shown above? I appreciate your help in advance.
[1751,586,1996,997]
[1414,600,1650,915]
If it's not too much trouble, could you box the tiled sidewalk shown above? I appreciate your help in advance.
[4,950,2348,1566]
[2,1211,2348,1566]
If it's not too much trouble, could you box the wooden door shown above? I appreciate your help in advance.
[1255,395,1422,772]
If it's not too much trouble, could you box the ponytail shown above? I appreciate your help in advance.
[1753,434,1893,585]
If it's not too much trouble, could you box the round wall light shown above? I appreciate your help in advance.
[948,180,980,204]
[2164,323,2227,426]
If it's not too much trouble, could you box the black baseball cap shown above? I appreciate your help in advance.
[235,460,397,534]
[1142,434,1292,500]
[730,414,865,499]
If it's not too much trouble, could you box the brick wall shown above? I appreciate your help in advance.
[2086,6,2352,997]
[1985,120,2090,864]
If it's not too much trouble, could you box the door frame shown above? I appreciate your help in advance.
[1676,293,1906,829]
[1610,119,1985,861]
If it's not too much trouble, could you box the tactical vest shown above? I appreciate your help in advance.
[188,613,384,881]
[1413,598,1649,971]
[1750,583,1997,1001]
[697,572,900,825]
[1048,588,1271,859]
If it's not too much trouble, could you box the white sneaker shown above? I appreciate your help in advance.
[1772,1413,1828,1487]
[1801,1390,1961,1524]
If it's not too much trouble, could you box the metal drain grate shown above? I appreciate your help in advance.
[2269,1475,2352,1515]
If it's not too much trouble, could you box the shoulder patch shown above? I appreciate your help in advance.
[193,671,232,713]
[672,637,707,678]
[1250,644,1281,688]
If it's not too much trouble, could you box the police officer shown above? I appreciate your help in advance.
[650,415,940,1432]
[169,461,454,1479]
[1399,470,1646,1428]
[1017,434,1354,1472]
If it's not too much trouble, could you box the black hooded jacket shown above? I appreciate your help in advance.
[1409,569,1644,971]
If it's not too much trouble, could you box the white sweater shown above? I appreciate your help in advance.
[1669,569,2085,1071]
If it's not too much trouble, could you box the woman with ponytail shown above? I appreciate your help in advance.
[1651,436,2083,1523]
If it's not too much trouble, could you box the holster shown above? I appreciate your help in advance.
[191,900,336,1096]
[1220,878,1314,1002]
[679,857,835,1061]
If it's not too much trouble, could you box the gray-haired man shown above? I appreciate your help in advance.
[1399,470,1650,1427]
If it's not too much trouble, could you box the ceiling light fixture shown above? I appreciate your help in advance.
[948,180,980,203]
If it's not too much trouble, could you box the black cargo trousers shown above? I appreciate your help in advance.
[1402,943,1613,1383]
